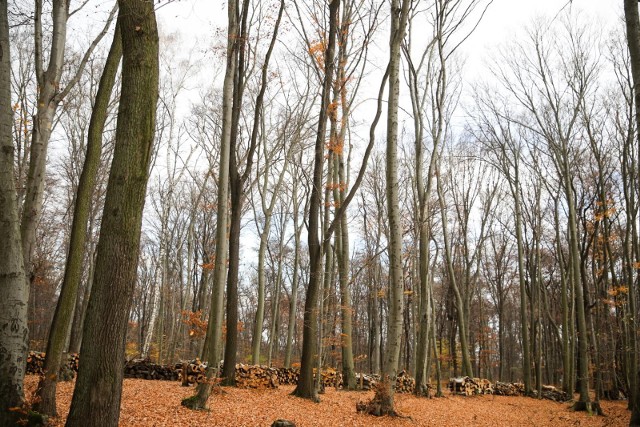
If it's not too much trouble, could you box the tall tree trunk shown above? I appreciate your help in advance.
[22,0,114,290]
[293,0,340,402]
[562,158,592,411]
[372,0,410,415]
[0,2,29,423]
[436,166,474,378]
[284,181,302,368]
[21,0,69,280]
[35,21,122,417]
[513,168,532,394]
[623,1,640,423]
[68,246,96,354]
[267,221,287,366]
[185,0,239,410]
[65,0,159,423]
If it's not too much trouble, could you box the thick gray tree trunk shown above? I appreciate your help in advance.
[0,2,29,423]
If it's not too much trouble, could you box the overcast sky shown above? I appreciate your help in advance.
[156,0,623,52]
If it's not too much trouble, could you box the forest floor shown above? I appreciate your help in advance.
[24,375,630,426]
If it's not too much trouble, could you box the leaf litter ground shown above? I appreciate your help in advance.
[24,375,629,426]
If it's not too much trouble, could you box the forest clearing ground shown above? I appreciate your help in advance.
[24,375,629,426]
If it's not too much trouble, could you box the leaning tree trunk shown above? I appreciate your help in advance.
[0,2,29,424]
[64,1,159,424]
[34,22,121,418]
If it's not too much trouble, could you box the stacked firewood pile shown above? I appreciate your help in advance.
[353,371,419,393]
[178,361,281,389]
[26,351,79,380]
[177,359,207,385]
[124,359,179,381]
[396,370,417,393]
[235,364,280,389]
[449,377,494,396]
[493,382,568,402]
[452,378,569,401]
[537,385,569,402]
[355,373,378,391]
[493,381,521,396]
[319,368,341,388]
[276,367,299,385]
[449,377,497,396]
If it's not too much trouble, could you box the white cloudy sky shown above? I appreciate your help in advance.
[155,0,623,54]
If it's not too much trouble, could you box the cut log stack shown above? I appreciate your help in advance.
[26,351,79,380]
[319,368,341,389]
[176,358,207,385]
[123,359,179,381]
[22,350,568,402]
[396,370,417,393]
[276,367,299,385]
[493,381,519,396]
[355,373,378,391]
[178,360,281,389]
[26,351,46,375]
[456,378,569,402]
[538,385,569,402]
[235,364,280,389]
[449,377,496,396]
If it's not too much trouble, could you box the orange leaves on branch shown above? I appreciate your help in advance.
[200,254,215,270]
[607,285,629,297]
[181,310,207,339]
[593,198,617,221]
[325,182,346,191]
[327,100,339,120]
[308,39,326,71]
[325,136,344,155]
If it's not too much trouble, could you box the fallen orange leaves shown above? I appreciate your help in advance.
[23,375,629,426]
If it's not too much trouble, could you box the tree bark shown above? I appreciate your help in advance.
[294,0,340,401]
[185,0,239,410]
[65,0,159,424]
[623,0,640,423]
[373,0,411,415]
[0,2,29,423]
[35,21,122,418]
[284,179,302,368]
